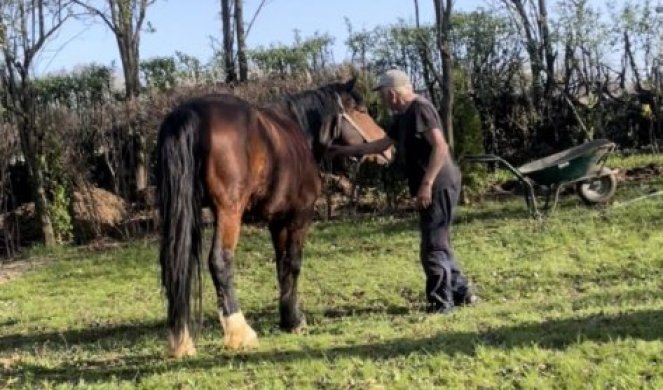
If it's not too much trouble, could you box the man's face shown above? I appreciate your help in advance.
[378,87,398,111]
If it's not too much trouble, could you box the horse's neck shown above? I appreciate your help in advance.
[263,99,310,137]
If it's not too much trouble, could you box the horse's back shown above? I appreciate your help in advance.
[178,94,320,220]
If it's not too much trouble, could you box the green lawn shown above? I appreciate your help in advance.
[1,170,662,389]
[609,152,663,171]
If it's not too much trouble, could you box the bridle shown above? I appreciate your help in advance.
[334,94,390,163]
[335,94,373,144]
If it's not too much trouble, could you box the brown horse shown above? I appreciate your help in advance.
[156,78,391,357]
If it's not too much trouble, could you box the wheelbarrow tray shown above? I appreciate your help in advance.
[518,139,615,186]
[465,139,618,217]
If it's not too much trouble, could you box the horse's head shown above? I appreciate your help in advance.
[320,78,393,165]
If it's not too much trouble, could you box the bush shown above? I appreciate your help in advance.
[453,87,489,199]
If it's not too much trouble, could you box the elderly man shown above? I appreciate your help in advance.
[328,69,476,313]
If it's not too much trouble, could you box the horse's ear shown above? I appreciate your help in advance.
[344,77,357,92]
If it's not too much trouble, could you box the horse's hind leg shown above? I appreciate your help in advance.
[270,213,311,333]
[208,210,258,350]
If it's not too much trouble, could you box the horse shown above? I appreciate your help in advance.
[156,78,392,357]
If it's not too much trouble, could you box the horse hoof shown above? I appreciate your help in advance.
[167,327,197,358]
[290,320,307,334]
[281,315,307,334]
[220,312,259,350]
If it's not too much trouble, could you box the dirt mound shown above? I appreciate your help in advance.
[622,163,663,181]
[72,186,128,241]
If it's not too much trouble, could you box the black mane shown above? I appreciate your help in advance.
[277,81,362,147]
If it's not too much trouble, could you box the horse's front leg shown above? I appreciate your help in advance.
[209,210,258,350]
[270,214,311,333]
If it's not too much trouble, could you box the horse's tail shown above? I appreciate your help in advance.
[156,105,204,355]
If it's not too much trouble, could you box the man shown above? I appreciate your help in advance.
[328,69,476,313]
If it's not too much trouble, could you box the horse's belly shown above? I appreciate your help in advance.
[247,170,321,221]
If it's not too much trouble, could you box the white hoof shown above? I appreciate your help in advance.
[167,326,196,358]
[220,311,259,350]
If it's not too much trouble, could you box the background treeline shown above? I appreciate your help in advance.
[1,0,661,255]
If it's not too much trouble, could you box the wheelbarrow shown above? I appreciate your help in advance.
[465,139,619,217]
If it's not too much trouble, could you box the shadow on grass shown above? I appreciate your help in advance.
[247,304,418,333]
[455,206,528,225]
[2,309,661,386]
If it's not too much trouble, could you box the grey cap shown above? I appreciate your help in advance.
[373,69,412,91]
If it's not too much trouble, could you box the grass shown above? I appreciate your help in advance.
[1,168,662,389]
[609,152,663,171]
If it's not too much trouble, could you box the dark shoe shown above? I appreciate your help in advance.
[426,303,456,315]
[455,292,479,307]
[462,294,479,306]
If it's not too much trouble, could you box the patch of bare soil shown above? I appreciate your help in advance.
[0,257,49,285]
[621,163,663,181]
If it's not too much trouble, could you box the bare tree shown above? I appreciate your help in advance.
[73,0,154,98]
[221,0,236,83]
[434,0,455,152]
[412,0,440,109]
[0,0,76,246]
[235,0,248,82]
[73,0,156,193]
[538,0,555,98]
[245,0,269,38]
[504,0,545,108]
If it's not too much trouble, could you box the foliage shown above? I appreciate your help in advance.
[453,71,488,198]
[32,65,115,108]
[47,183,73,243]
[140,57,178,92]
[247,32,335,78]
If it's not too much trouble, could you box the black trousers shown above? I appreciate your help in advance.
[418,182,471,311]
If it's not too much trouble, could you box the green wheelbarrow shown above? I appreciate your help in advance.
[465,139,619,217]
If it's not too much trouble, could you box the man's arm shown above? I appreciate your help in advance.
[415,127,448,208]
[420,127,449,187]
[326,137,394,158]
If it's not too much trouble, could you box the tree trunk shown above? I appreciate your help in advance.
[29,156,56,246]
[434,0,454,153]
[221,0,236,83]
[235,0,248,82]
[414,0,439,108]
[117,36,146,192]
[134,132,148,192]
[539,0,555,98]
[510,0,544,110]
[19,102,56,246]
[624,31,643,92]
[117,36,141,99]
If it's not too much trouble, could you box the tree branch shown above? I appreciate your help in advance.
[72,0,117,33]
[624,31,642,92]
[135,0,156,38]
[245,0,270,38]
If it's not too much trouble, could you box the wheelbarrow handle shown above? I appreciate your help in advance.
[464,154,501,162]
[464,154,528,183]
[463,154,540,217]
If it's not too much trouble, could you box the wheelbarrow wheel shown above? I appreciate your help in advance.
[576,167,618,205]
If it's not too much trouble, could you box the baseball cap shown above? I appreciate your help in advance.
[372,69,412,91]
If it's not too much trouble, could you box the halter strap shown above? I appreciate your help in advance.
[334,93,391,162]
[335,93,371,142]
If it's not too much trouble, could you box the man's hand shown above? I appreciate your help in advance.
[325,137,395,160]
[416,181,433,209]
